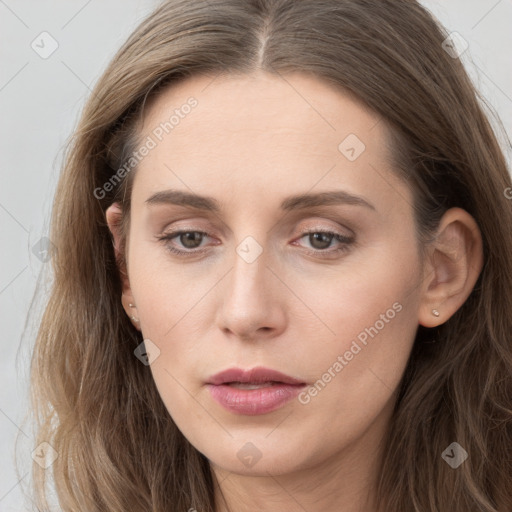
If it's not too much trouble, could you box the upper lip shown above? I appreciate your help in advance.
[207,366,306,386]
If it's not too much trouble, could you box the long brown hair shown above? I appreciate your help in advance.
[28,0,512,510]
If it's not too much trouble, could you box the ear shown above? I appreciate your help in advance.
[418,207,483,328]
[105,202,140,331]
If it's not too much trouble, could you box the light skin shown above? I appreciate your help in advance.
[106,71,483,512]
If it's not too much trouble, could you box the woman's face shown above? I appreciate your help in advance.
[109,71,427,477]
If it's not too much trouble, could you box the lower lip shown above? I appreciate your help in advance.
[206,383,306,415]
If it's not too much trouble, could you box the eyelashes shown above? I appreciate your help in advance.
[155,229,355,258]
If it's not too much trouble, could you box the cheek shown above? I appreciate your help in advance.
[292,247,421,435]
[128,242,214,338]
[296,234,421,345]
[294,302,417,450]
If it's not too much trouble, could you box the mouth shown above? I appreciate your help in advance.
[206,367,307,415]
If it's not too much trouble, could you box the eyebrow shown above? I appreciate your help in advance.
[145,189,376,212]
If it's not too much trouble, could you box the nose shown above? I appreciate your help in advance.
[215,242,287,341]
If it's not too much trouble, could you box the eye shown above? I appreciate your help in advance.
[156,230,213,256]
[293,230,354,255]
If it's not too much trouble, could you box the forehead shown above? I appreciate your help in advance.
[130,71,409,219]
[140,70,385,150]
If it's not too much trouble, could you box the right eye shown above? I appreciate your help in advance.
[156,230,214,256]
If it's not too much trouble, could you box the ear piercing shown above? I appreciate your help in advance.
[432,309,440,317]
[128,303,139,323]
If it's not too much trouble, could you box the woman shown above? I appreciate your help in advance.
[29,0,512,510]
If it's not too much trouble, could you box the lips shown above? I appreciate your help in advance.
[206,366,306,386]
[206,367,307,415]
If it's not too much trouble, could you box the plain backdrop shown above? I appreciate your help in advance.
[1,1,511,510]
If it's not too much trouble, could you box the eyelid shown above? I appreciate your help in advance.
[295,221,352,235]
[157,221,352,243]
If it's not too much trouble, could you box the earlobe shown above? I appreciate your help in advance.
[105,202,140,330]
[418,207,483,328]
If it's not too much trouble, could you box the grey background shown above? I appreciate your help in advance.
[1,1,511,509]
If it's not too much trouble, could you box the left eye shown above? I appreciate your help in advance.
[156,230,354,257]
[296,231,353,251]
